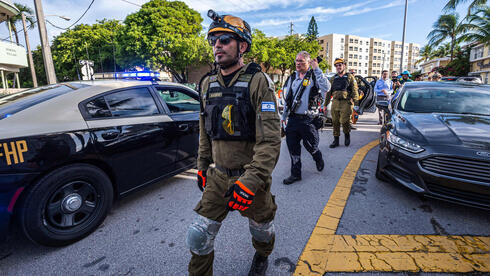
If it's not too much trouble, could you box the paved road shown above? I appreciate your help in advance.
[1,112,488,275]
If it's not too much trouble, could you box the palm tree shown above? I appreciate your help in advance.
[427,14,467,61]
[443,0,487,16]
[416,45,434,65]
[8,3,36,44]
[461,6,490,46]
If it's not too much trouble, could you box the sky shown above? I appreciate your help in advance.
[1,0,472,50]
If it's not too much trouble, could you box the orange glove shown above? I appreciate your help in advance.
[197,170,206,192]
[224,180,255,211]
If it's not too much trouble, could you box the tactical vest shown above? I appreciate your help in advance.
[285,71,321,110]
[331,73,352,100]
[203,64,261,141]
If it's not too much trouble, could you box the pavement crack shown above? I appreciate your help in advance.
[374,253,394,271]
[353,248,365,271]
[430,218,449,235]
[301,260,322,274]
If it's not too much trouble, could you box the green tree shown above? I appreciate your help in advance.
[119,0,212,83]
[50,20,124,81]
[306,16,319,41]
[436,48,470,76]
[8,3,36,44]
[461,6,490,46]
[416,44,434,65]
[427,14,467,61]
[443,0,487,15]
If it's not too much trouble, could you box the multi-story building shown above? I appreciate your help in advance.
[469,43,490,84]
[318,33,420,77]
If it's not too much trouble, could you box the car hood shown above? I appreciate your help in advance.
[395,112,490,149]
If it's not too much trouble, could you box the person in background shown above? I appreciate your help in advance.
[432,72,442,81]
[374,70,392,125]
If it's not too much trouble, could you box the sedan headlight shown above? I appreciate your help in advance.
[386,131,424,153]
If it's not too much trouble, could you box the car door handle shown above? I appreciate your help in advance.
[178,124,189,131]
[101,130,120,140]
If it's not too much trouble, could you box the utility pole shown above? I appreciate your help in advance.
[399,0,408,74]
[21,13,38,87]
[34,0,57,84]
[289,22,294,36]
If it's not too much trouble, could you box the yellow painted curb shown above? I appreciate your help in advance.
[295,140,379,275]
[294,139,490,274]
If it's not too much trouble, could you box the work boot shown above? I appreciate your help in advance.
[249,252,268,276]
[345,133,351,146]
[329,137,339,148]
[316,158,324,171]
[283,175,301,185]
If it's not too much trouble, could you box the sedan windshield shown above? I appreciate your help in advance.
[397,87,490,116]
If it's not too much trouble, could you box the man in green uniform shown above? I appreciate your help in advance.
[324,58,359,148]
[186,10,281,276]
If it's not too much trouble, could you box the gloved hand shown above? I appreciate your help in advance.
[224,180,255,211]
[197,170,206,192]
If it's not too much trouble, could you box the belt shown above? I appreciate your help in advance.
[290,113,309,119]
[215,164,245,177]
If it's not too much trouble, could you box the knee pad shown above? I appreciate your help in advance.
[186,215,221,255]
[249,219,275,243]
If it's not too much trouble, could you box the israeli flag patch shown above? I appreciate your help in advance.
[261,101,275,112]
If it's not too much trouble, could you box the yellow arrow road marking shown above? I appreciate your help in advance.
[294,140,490,274]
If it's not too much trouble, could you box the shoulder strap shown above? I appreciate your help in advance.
[245,63,262,74]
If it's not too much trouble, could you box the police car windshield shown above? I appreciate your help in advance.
[0,83,88,119]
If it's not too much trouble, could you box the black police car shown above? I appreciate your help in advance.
[0,80,200,246]
[376,81,490,209]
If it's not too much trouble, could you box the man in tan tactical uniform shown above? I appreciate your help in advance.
[186,10,281,276]
[324,58,359,147]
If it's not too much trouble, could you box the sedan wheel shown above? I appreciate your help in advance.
[17,164,113,246]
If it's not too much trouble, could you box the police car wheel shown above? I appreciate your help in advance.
[17,164,113,246]
[375,153,387,182]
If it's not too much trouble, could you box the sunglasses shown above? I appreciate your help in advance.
[334,64,343,67]
[208,34,237,46]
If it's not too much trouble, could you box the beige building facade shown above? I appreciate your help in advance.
[318,33,420,77]
[469,43,490,84]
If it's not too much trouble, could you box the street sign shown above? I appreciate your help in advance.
[79,60,94,66]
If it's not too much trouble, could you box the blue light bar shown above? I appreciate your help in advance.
[117,71,161,81]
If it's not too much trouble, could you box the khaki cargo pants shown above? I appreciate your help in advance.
[188,167,277,276]
[331,99,353,137]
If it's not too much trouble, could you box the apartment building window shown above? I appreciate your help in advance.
[354,47,358,51]
[360,41,363,45]
[365,70,367,74]
[365,63,368,67]
[374,49,377,53]
[350,38,353,43]
[341,45,344,50]
[349,62,352,66]
[349,54,353,58]
[341,38,344,43]
[374,42,378,46]
[320,40,324,44]
[366,48,368,53]
[355,39,358,43]
[354,62,358,66]
[366,42,369,46]
[354,54,358,59]
[349,46,353,51]
[474,46,484,59]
